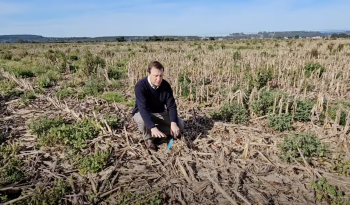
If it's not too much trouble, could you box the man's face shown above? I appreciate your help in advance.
[148,67,163,87]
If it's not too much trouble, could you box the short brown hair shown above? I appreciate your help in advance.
[148,61,164,73]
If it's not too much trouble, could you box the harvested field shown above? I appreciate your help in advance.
[1,39,350,204]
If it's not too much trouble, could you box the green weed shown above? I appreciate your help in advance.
[304,62,325,78]
[293,99,315,122]
[311,178,348,205]
[250,90,286,116]
[278,132,328,163]
[211,102,249,124]
[17,179,68,205]
[267,113,292,131]
[102,92,125,103]
[28,116,100,149]
[78,148,110,174]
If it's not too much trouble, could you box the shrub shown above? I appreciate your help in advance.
[211,102,249,124]
[268,113,292,131]
[278,132,328,163]
[304,62,325,78]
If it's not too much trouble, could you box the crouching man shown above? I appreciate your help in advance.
[132,61,184,150]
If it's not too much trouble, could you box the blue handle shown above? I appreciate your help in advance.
[167,138,174,150]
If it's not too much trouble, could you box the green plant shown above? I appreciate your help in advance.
[327,105,347,126]
[36,70,61,88]
[293,99,315,122]
[11,66,35,78]
[250,90,285,116]
[0,78,16,95]
[103,114,124,129]
[267,113,292,131]
[18,179,68,205]
[278,132,328,163]
[102,92,125,103]
[78,148,110,174]
[331,158,350,177]
[28,115,65,136]
[83,75,106,96]
[28,116,100,149]
[255,67,273,89]
[311,178,347,205]
[20,91,36,105]
[82,51,106,76]
[304,62,325,78]
[211,102,249,124]
[56,88,73,99]
[233,51,241,61]
[178,72,195,99]
[0,144,23,186]
[0,51,13,60]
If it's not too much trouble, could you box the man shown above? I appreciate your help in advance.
[132,61,184,150]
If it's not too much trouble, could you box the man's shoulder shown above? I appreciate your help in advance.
[161,79,171,87]
[135,77,148,87]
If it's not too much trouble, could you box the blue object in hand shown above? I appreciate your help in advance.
[167,138,174,150]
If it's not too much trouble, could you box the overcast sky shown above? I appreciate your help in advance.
[1,0,349,37]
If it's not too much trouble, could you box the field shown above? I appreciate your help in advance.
[1,38,350,204]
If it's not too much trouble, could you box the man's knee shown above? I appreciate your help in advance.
[133,112,146,131]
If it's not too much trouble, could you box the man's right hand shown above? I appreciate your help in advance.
[151,127,166,138]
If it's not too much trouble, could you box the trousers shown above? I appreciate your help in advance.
[133,111,185,140]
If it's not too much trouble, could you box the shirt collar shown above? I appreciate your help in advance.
[147,76,158,89]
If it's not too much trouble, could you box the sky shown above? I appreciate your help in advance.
[0,0,349,37]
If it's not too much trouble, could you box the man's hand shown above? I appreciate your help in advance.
[170,122,180,138]
[151,127,166,138]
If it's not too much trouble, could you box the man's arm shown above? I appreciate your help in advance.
[165,85,178,124]
[135,84,155,130]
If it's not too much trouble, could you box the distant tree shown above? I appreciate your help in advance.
[294,35,300,39]
[116,37,126,42]
[209,37,215,41]
[16,39,25,43]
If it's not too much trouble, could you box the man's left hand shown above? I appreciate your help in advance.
[170,122,180,138]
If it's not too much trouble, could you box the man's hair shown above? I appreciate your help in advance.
[148,61,164,73]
